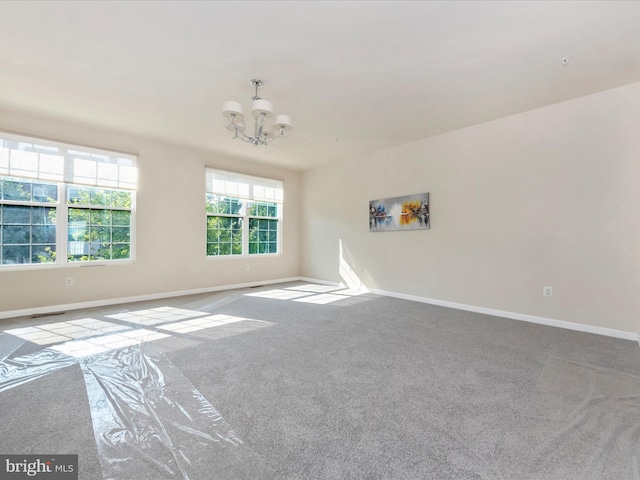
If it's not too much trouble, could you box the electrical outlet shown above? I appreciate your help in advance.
[65,277,74,287]
[543,286,553,297]
[244,264,250,271]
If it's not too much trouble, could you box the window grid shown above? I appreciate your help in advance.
[0,132,137,269]
[68,207,132,262]
[67,188,133,263]
[206,216,243,256]
[206,191,281,257]
[0,175,134,268]
[248,217,278,254]
[0,177,58,266]
[248,201,279,255]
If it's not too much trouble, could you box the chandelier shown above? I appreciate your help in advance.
[222,79,293,146]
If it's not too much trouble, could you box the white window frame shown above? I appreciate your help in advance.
[205,168,283,258]
[0,132,137,270]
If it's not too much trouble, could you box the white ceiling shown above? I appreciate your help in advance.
[0,1,638,171]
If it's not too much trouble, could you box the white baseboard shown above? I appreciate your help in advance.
[370,288,636,341]
[301,277,636,341]
[2,276,636,342]
[0,277,301,320]
[298,276,348,288]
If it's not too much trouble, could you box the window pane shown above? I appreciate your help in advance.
[206,227,219,243]
[206,215,242,256]
[67,186,91,205]
[219,217,231,229]
[93,226,111,243]
[91,188,111,206]
[248,201,278,218]
[32,245,56,263]
[207,195,244,215]
[67,239,88,259]
[207,197,215,213]
[32,183,57,203]
[32,207,57,225]
[3,179,32,201]
[2,225,30,244]
[209,217,221,229]
[3,205,31,224]
[112,244,130,260]
[112,210,130,225]
[32,225,56,244]
[248,218,278,255]
[96,244,112,260]
[69,207,89,224]
[111,191,132,208]
[91,209,112,226]
[68,238,103,261]
[111,227,129,243]
[68,223,89,241]
[2,245,30,264]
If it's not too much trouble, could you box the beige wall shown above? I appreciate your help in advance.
[301,82,640,334]
[2,83,639,334]
[0,108,301,312]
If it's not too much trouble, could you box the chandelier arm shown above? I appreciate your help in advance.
[265,135,286,144]
[230,125,252,143]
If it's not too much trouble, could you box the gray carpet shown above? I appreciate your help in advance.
[1,281,638,480]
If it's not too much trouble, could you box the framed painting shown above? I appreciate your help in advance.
[369,192,430,232]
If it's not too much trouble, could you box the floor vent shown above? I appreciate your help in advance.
[31,311,66,319]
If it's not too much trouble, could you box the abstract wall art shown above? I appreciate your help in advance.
[369,192,430,232]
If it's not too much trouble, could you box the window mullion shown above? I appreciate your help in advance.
[58,183,68,266]
[242,200,249,255]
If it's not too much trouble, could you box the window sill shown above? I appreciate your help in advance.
[0,259,135,272]
[206,253,281,261]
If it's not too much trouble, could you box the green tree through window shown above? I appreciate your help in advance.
[0,132,137,269]
[67,187,132,262]
[205,169,282,257]
[0,177,58,265]
[206,194,243,256]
